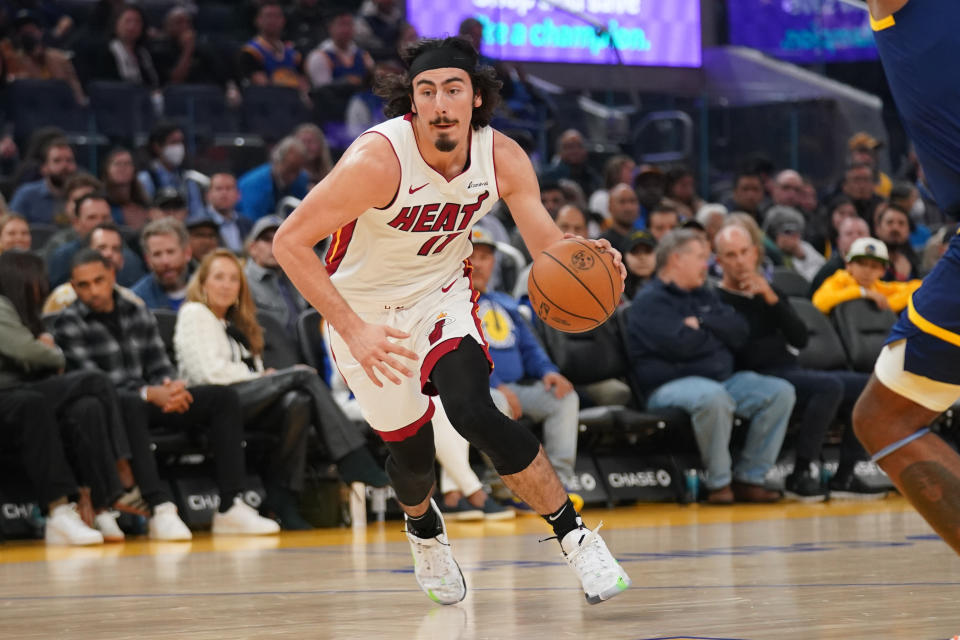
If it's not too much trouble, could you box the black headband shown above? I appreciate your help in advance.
[408,46,476,80]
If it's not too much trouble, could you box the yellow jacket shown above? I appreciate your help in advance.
[812,269,922,315]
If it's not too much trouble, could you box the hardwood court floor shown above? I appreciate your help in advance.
[2,497,959,640]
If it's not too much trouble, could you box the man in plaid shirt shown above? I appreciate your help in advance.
[52,249,280,535]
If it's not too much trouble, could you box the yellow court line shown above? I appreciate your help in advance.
[0,498,918,565]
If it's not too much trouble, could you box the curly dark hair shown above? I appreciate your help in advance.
[376,36,502,130]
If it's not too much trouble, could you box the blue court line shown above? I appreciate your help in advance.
[3,581,960,602]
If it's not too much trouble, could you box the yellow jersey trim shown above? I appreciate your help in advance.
[907,295,960,348]
[870,13,896,31]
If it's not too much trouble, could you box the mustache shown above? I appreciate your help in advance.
[429,117,457,126]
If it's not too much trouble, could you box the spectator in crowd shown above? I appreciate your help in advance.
[42,173,101,255]
[470,229,581,490]
[174,249,389,527]
[726,212,783,272]
[888,180,931,249]
[0,251,107,545]
[239,0,308,96]
[626,229,793,503]
[770,169,803,211]
[132,218,193,311]
[44,222,144,314]
[285,0,326,54]
[798,177,820,219]
[875,205,920,281]
[244,216,308,335]
[53,249,279,536]
[539,129,601,198]
[10,126,62,189]
[47,193,131,288]
[1,9,85,104]
[354,0,404,62]
[344,61,397,141]
[539,181,566,219]
[723,171,767,223]
[203,173,252,254]
[921,223,959,274]
[713,224,877,500]
[694,203,728,245]
[848,131,892,199]
[185,218,219,263]
[555,203,589,237]
[94,4,158,89]
[841,161,886,226]
[623,230,656,300]
[588,154,635,222]
[809,215,870,295]
[293,123,334,188]
[136,121,204,219]
[665,166,704,215]
[150,6,237,101]
[807,194,858,260]
[647,201,681,241]
[101,148,149,229]
[147,188,189,224]
[237,136,309,221]
[0,212,30,253]
[812,237,921,315]
[763,205,826,282]
[9,137,76,225]
[599,183,639,254]
[306,9,374,89]
[634,165,666,224]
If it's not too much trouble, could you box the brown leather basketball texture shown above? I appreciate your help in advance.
[527,238,618,333]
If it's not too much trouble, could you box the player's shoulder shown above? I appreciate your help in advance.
[492,130,535,192]
[338,129,402,177]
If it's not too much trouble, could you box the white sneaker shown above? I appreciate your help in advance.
[212,497,280,535]
[560,522,631,604]
[405,499,466,605]
[149,502,193,541]
[93,511,125,542]
[45,503,104,546]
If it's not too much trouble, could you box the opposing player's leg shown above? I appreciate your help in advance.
[431,337,631,603]
[853,342,960,555]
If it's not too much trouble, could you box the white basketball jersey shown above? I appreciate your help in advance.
[325,114,498,311]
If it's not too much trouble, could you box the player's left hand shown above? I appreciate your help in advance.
[563,233,626,292]
[542,372,574,399]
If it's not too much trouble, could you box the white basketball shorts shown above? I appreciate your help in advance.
[874,339,960,413]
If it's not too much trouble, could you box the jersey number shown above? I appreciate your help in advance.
[417,232,462,256]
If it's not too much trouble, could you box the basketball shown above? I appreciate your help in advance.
[527,238,619,333]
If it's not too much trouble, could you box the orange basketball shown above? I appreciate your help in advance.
[527,238,619,333]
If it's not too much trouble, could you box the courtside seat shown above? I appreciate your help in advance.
[831,298,898,372]
[772,267,812,299]
[790,296,849,371]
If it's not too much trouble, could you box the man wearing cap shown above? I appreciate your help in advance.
[245,216,307,336]
[148,188,189,224]
[273,35,629,606]
[808,215,870,295]
[849,132,892,199]
[812,237,921,315]
[623,230,656,300]
[763,205,825,282]
[185,217,220,263]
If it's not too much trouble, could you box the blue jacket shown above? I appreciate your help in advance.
[626,278,749,392]
[131,273,183,311]
[478,291,558,387]
[236,163,308,221]
[10,179,58,225]
[48,239,146,288]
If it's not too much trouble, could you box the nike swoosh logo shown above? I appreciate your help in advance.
[441,279,457,293]
[408,183,429,194]
[547,504,567,521]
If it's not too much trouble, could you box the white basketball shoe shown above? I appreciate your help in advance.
[560,522,631,604]
[404,499,467,605]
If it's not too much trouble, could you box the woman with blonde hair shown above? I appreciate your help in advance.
[174,249,387,528]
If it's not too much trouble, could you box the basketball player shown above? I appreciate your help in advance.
[273,36,631,604]
[852,0,960,554]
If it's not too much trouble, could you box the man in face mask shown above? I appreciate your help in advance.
[10,137,77,226]
[5,10,86,105]
[136,120,205,219]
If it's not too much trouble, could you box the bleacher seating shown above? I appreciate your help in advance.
[163,84,238,139]
[295,308,326,372]
[831,298,898,373]
[6,79,89,141]
[772,267,812,299]
[791,297,849,371]
[86,81,156,144]
[242,86,310,143]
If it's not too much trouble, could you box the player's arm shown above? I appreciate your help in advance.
[273,133,417,386]
[867,0,909,21]
[493,131,626,285]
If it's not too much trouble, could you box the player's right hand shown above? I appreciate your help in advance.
[347,322,418,387]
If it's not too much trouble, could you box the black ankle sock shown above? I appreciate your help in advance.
[834,459,855,482]
[543,497,582,541]
[794,458,812,475]
[406,504,442,539]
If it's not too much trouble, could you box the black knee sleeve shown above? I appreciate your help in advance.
[431,338,540,475]
[383,421,436,506]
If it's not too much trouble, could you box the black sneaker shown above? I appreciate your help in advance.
[784,468,827,503]
[828,474,890,500]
